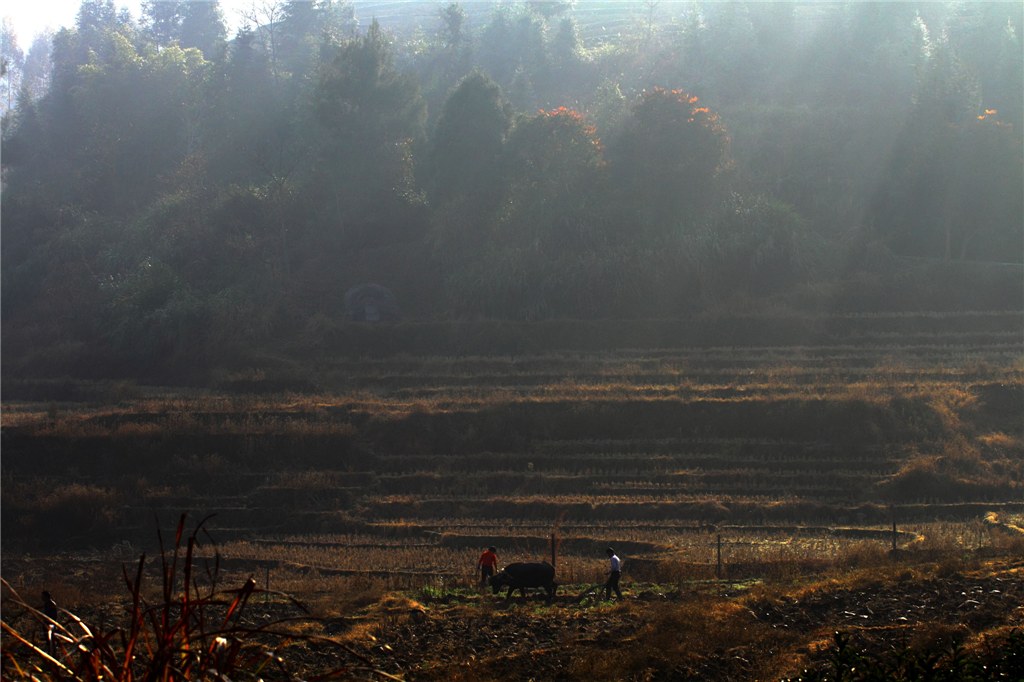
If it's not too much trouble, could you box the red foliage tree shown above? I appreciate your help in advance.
[611,88,731,240]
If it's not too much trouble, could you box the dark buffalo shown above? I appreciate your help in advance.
[489,562,557,602]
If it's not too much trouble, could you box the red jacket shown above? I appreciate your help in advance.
[478,549,498,570]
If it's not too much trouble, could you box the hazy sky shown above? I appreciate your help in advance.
[4,0,131,42]
[2,0,251,44]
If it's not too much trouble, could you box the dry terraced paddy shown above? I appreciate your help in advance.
[2,313,1022,588]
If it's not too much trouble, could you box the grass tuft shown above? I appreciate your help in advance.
[0,514,394,681]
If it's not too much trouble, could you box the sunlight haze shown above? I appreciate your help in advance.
[3,0,252,41]
[1,1,1021,678]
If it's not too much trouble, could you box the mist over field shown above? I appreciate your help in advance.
[2,4,1023,679]
[1,0,1020,384]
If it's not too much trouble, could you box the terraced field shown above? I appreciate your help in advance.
[1,313,1022,681]
[2,313,1021,594]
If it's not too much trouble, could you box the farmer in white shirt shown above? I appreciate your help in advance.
[604,547,623,600]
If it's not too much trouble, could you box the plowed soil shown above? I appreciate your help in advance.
[336,557,1024,680]
[3,555,1021,680]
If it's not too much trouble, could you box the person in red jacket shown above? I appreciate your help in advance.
[477,546,498,587]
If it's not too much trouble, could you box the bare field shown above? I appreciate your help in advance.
[3,322,1022,548]
[2,315,1023,679]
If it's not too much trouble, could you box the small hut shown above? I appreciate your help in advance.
[344,283,399,322]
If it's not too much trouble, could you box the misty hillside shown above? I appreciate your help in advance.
[1,0,1021,385]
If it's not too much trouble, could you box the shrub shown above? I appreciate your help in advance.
[689,193,828,302]
[2,483,124,546]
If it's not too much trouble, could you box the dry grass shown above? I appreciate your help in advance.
[5,348,1019,433]
[977,431,1021,449]
[568,597,794,680]
[4,519,1022,680]
[3,319,1021,678]
[0,516,368,681]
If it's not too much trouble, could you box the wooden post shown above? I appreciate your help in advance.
[551,532,557,569]
[265,566,270,604]
[716,534,722,579]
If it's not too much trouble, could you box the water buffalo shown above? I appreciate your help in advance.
[489,562,557,602]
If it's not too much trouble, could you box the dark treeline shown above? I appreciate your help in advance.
[1,0,1021,382]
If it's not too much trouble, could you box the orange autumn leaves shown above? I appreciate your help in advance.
[531,105,606,160]
[643,87,727,134]
[976,108,1011,129]
[533,89,723,157]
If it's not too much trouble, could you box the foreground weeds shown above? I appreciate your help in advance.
[0,515,393,681]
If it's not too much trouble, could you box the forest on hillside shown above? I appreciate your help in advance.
[1,0,1022,383]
